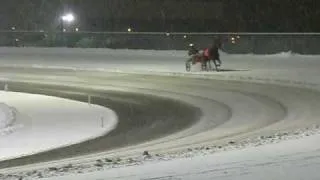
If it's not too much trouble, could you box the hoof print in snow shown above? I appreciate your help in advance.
[218,146,222,149]
[61,164,73,171]
[63,164,73,169]
[37,172,43,178]
[127,158,135,163]
[144,154,152,159]
[95,159,104,167]
[205,147,210,150]
[48,167,58,171]
[144,155,152,160]
[228,141,236,144]
[259,136,265,139]
[143,151,153,159]
[187,148,193,152]
[94,163,104,167]
[26,171,37,176]
[143,151,150,156]
[112,157,122,164]
[105,158,113,163]
[143,151,152,159]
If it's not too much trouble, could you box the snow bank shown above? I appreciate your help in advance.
[0,103,15,129]
[41,131,320,180]
[4,125,320,180]
[0,103,20,137]
[0,91,118,161]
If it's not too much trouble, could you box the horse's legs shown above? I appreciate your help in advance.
[213,59,220,72]
[201,57,207,71]
[208,60,212,71]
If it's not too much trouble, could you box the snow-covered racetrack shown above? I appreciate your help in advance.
[0,48,320,179]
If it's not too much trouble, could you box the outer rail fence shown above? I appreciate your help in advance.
[1,31,320,54]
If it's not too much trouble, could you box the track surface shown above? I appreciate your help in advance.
[0,80,200,168]
[0,48,320,177]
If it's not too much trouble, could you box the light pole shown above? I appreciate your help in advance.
[60,13,75,46]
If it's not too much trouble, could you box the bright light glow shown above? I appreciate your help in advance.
[11,27,15,30]
[127,28,132,32]
[61,13,75,23]
[183,35,187,39]
[75,28,79,32]
[166,32,170,36]
[237,35,240,39]
[189,43,194,46]
[15,39,19,42]
[63,29,66,32]
[231,37,235,41]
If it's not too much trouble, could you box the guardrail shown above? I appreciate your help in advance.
[1,31,320,54]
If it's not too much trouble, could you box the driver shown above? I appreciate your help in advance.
[188,43,199,56]
[187,43,200,64]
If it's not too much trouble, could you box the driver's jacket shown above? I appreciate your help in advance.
[188,48,199,56]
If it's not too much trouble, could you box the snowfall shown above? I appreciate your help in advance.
[0,47,320,180]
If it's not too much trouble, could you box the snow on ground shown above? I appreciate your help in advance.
[0,91,118,161]
[0,47,319,71]
[0,103,16,136]
[1,47,320,88]
[42,130,320,180]
[0,47,320,179]
[3,124,318,180]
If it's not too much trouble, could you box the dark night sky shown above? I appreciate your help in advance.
[0,0,320,32]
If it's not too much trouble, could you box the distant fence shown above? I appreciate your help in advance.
[1,31,320,54]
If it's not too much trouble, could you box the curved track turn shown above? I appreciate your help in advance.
[0,48,320,177]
